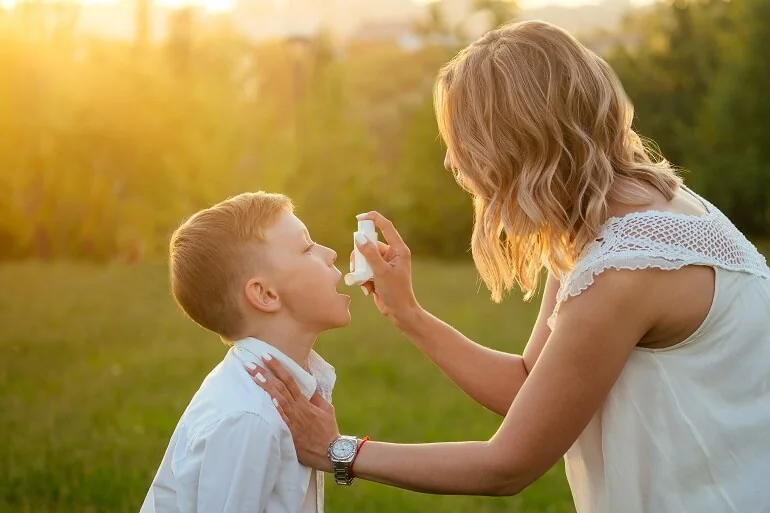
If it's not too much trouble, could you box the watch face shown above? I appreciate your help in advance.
[331,438,357,459]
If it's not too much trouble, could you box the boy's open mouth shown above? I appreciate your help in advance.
[335,272,350,298]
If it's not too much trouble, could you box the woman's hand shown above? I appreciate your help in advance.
[347,212,423,328]
[244,358,340,472]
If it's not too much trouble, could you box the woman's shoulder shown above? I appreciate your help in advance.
[557,188,769,304]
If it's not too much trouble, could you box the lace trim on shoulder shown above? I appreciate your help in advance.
[547,194,770,329]
[547,259,709,329]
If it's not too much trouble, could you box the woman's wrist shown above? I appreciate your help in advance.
[317,431,340,472]
[392,303,428,334]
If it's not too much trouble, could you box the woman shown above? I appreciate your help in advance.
[249,20,770,512]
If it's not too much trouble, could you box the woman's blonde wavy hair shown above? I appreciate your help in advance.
[434,20,681,302]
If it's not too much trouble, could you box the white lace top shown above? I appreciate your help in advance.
[551,189,770,513]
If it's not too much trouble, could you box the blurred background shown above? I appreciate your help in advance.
[0,0,768,511]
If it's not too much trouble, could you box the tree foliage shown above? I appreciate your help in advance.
[608,0,769,236]
[0,0,767,263]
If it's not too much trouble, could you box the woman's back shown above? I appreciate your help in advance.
[554,188,770,513]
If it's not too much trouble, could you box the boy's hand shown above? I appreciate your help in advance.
[244,358,339,472]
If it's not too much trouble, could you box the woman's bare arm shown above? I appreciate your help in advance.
[334,268,654,495]
[253,267,656,496]
[396,272,560,416]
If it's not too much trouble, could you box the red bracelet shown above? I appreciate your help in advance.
[350,436,370,478]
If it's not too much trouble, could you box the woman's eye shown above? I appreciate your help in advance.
[305,243,315,253]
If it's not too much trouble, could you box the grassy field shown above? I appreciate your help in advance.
[3,240,769,513]
[0,260,575,513]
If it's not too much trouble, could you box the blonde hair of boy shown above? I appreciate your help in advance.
[434,20,681,302]
[169,192,293,340]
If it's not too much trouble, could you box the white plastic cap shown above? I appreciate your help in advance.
[357,219,375,234]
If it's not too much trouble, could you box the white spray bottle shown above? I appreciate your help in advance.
[344,219,377,286]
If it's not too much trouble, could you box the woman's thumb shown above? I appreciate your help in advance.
[355,233,387,273]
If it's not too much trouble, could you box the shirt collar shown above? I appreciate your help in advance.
[231,337,335,401]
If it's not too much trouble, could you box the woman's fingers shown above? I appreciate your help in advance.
[248,366,290,401]
[348,242,390,296]
[243,362,264,378]
[248,366,295,425]
[260,355,303,400]
[362,281,375,296]
[246,362,289,395]
[349,241,390,271]
[357,211,409,255]
[272,397,291,426]
[247,372,342,471]
[309,389,334,413]
[354,235,388,274]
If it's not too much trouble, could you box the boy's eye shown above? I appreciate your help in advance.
[304,243,315,253]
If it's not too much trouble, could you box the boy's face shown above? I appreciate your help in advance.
[260,211,351,330]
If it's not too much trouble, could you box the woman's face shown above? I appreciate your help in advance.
[443,150,476,195]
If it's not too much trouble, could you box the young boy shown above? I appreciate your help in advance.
[140,192,352,513]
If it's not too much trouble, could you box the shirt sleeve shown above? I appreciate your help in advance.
[188,412,281,513]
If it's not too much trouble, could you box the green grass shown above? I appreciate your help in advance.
[3,239,769,513]
[0,260,574,513]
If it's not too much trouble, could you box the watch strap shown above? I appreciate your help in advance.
[333,459,354,485]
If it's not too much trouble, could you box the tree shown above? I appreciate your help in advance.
[396,99,473,259]
[691,0,770,235]
[607,0,769,237]
[608,0,732,167]
[282,35,385,253]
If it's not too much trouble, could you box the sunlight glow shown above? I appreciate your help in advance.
[0,0,653,16]
[160,0,235,12]
[415,0,653,7]
[1,0,235,13]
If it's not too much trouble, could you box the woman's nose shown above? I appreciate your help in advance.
[444,151,452,171]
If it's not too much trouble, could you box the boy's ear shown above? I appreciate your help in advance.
[244,278,281,314]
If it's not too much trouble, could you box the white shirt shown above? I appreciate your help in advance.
[139,337,336,513]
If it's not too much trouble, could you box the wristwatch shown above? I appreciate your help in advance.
[328,436,360,485]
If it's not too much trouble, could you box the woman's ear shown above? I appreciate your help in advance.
[244,278,281,314]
